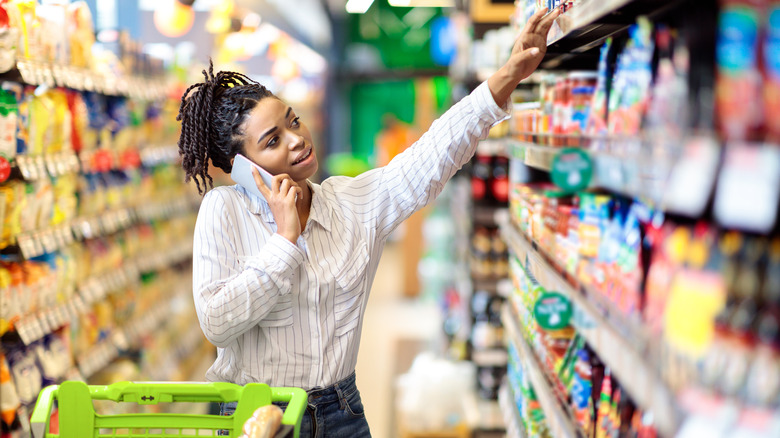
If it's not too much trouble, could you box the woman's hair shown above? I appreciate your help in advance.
[176,60,275,194]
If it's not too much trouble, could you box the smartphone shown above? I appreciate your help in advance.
[231,153,274,199]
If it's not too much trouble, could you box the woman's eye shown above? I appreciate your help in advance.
[291,117,300,128]
[267,136,278,147]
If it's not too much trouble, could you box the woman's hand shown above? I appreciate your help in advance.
[256,170,303,244]
[488,7,561,105]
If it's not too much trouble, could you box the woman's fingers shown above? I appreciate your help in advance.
[254,168,272,200]
[287,185,302,203]
[279,178,291,196]
[524,7,548,34]
[538,8,561,35]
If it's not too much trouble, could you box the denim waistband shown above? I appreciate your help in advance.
[305,372,357,405]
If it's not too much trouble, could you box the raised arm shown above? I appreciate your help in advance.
[326,8,561,240]
[192,189,304,348]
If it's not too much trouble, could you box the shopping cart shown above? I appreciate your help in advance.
[30,380,307,438]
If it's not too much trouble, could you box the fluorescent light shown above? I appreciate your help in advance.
[388,0,455,6]
[346,0,374,14]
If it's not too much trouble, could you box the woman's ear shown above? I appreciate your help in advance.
[230,157,234,166]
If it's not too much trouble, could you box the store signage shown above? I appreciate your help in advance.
[533,292,573,330]
[551,148,593,192]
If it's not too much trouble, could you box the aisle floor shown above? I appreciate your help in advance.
[355,242,442,438]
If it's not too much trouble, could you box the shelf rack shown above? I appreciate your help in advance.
[502,305,585,438]
[1,59,168,100]
[506,136,729,219]
[498,382,527,438]
[543,0,686,69]
[499,216,682,437]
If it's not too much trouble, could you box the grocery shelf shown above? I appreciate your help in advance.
[543,0,684,69]
[472,277,513,297]
[502,305,585,438]
[499,217,682,437]
[473,205,508,227]
[472,348,509,367]
[507,137,707,212]
[0,60,168,100]
[498,382,527,438]
[10,196,197,259]
[79,282,193,379]
[12,238,194,346]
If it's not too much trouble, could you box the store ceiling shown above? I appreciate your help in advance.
[235,0,342,50]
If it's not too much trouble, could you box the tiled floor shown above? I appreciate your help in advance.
[356,242,442,438]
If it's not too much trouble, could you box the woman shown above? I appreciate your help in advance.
[178,8,560,437]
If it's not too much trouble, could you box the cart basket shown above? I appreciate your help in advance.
[30,380,307,438]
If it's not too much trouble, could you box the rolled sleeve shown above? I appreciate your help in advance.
[244,233,305,292]
[472,81,513,124]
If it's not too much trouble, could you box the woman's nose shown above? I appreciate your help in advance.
[287,132,304,149]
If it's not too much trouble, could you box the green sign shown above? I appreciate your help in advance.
[551,148,593,192]
[533,292,573,330]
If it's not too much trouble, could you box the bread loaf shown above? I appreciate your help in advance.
[241,404,283,438]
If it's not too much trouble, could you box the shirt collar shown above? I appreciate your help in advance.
[234,181,331,232]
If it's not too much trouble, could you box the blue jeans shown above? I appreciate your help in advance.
[219,372,371,438]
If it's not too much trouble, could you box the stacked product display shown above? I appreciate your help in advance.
[0,1,204,436]
[498,0,780,437]
[469,138,511,404]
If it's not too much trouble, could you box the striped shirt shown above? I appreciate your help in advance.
[192,81,510,390]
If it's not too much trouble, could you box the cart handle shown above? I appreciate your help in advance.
[30,382,308,437]
[272,386,308,427]
[30,385,58,438]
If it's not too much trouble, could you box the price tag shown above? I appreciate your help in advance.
[34,156,46,180]
[40,229,56,254]
[533,292,573,330]
[16,318,32,345]
[44,155,56,177]
[551,148,593,192]
[714,143,780,233]
[32,313,46,341]
[16,155,31,180]
[18,234,34,259]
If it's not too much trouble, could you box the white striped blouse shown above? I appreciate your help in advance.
[192,81,510,390]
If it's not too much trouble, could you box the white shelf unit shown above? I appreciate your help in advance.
[502,305,585,438]
[499,216,682,437]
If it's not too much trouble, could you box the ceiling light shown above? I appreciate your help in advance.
[388,0,455,6]
[346,0,374,14]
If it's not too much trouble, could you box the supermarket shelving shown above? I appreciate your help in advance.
[497,382,527,438]
[12,237,194,347]
[502,304,585,438]
[543,0,685,68]
[506,136,724,217]
[0,59,168,100]
[10,195,197,259]
[499,215,682,437]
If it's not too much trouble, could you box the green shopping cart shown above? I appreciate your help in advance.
[30,380,308,438]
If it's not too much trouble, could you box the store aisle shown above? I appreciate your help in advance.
[356,241,442,438]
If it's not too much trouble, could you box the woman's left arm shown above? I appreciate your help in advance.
[334,8,560,239]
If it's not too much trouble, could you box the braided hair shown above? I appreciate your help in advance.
[176,60,275,194]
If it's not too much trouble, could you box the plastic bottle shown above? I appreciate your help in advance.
[764,2,780,142]
[715,0,766,141]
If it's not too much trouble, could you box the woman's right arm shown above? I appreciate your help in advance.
[192,189,304,348]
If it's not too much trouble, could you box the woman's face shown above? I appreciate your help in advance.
[240,97,318,183]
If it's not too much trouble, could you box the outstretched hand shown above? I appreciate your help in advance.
[488,7,561,105]
[508,7,561,80]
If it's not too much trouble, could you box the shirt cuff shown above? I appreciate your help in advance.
[245,233,305,291]
[473,81,513,124]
